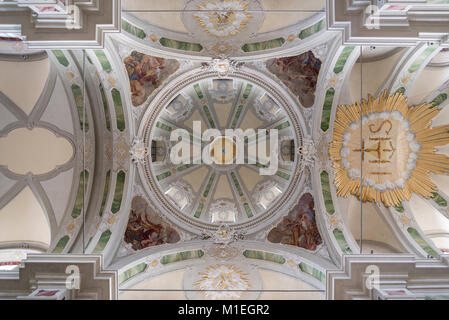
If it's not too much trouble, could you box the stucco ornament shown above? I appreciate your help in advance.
[130,137,149,165]
[182,0,264,56]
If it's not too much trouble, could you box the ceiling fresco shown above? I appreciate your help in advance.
[329,92,449,207]
[267,192,322,251]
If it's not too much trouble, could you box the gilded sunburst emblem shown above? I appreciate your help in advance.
[193,0,253,37]
[194,264,250,300]
[329,91,449,206]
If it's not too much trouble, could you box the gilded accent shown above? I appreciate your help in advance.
[329,76,339,86]
[401,215,411,225]
[330,216,339,226]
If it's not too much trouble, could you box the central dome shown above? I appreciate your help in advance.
[138,67,306,234]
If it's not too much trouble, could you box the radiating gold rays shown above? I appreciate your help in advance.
[329,91,449,207]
